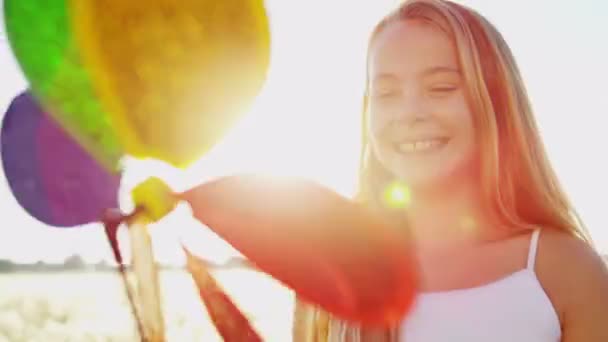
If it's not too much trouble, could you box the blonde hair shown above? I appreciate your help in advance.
[293,1,591,340]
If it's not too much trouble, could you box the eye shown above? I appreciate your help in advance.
[379,91,399,98]
[372,88,400,100]
[429,84,458,94]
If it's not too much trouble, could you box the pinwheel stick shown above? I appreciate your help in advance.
[103,210,146,342]
[128,218,166,342]
[103,208,165,342]
[101,176,261,342]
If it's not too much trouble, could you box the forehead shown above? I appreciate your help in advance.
[369,20,459,79]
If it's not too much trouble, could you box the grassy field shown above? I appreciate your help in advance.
[0,270,294,342]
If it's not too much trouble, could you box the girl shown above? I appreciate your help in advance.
[293,0,608,341]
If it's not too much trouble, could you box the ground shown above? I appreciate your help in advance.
[0,270,294,342]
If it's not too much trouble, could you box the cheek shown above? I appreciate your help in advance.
[367,115,390,165]
[445,106,477,168]
[453,111,475,140]
[367,115,382,149]
[441,96,475,139]
[367,109,388,148]
[459,111,476,144]
[368,110,385,137]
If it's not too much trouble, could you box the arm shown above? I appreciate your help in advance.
[537,231,608,341]
[561,243,608,341]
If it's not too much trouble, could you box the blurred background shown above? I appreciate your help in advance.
[1,0,607,341]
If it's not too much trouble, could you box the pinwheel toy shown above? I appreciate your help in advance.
[2,1,419,341]
[1,91,121,228]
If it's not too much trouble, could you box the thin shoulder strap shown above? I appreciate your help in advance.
[526,229,541,271]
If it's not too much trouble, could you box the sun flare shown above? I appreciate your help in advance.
[112,1,397,268]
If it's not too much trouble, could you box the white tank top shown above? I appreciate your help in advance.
[400,229,561,341]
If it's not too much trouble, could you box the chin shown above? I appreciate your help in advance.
[388,150,475,187]
[395,171,449,192]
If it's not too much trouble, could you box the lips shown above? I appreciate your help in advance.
[393,137,449,153]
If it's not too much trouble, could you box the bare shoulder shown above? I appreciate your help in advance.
[536,229,608,341]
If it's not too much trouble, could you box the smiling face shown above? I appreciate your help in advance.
[367,19,476,190]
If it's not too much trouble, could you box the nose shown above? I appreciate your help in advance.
[394,88,429,124]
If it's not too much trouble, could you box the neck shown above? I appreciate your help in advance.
[403,176,494,251]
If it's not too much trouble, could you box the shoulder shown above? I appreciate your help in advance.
[536,229,608,297]
[535,229,608,340]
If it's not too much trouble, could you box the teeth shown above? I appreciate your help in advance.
[397,139,444,153]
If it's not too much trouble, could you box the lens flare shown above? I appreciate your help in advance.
[384,182,411,209]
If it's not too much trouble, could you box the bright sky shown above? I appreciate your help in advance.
[1,0,607,265]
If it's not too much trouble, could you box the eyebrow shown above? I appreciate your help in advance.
[371,73,400,83]
[371,66,460,83]
[422,66,460,76]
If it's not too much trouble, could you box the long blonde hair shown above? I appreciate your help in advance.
[293,1,591,340]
